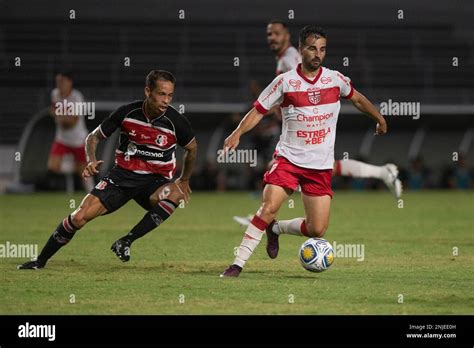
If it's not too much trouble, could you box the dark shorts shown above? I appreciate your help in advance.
[91,165,170,214]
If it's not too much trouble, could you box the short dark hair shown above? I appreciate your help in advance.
[299,25,327,47]
[268,19,289,30]
[57,71,73,81]
[146,70,176,90]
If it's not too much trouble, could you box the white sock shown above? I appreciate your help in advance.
[339,159,384,179]
[233,222,265,268]
[273,218,305,236]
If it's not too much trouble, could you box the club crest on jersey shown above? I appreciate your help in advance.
[307,87,321,105]
[156,134,168,146]
[95,180,107,190]
[289,79,301,91]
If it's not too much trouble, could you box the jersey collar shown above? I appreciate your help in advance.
[142,100,165,123]
[296,64,323,85]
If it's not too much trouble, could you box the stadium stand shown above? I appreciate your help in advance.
[0,9,472,191]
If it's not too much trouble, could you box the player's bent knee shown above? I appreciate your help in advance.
[306,223,327,238]
[70,196,104,228]
[167,189,184,205]
[259,201,279,220]
[70,210,87,228]
[70,206,96,228]
[150,184,183,207]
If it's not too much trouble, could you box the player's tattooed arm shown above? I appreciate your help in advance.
[82,127,105,178]
[224,107,265,151]
[175,138,197,203]
[349,89,387,135]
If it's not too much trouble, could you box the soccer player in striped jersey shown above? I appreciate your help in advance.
[233,21,402,227]
[222,25,388,277]
[267,20,402,197]
[18,70,197,269]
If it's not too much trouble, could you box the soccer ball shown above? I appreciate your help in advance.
[299,238,334,272]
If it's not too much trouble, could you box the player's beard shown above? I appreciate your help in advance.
[304,57,321,71]
[269,41,281,53]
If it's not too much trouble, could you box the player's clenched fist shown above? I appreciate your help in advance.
[223,132,241,152]
[82,160,104,178]
[375,119,387,135]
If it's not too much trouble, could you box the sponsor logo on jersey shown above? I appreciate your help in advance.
[126,142,164,158]
[297,127,331,145]
[337,73,351,87]
[261,78,283,103]
[289,79,301,91]
[126,142,138,156]
[297,112,334,123]
[321,76,332,84]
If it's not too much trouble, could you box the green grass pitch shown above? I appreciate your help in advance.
[0,191,472,314]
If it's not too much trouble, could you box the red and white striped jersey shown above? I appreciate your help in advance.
[254,64,354,170]
[99,100,195,179]
[276,46,301,75]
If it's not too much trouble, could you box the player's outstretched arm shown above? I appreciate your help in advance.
[223,107,264,152]
[82,127,105,178]
[349,89,387,135]
[175,138,197,203]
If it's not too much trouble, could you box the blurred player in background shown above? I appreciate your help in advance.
[48,72,93,191]
[18,70,197,269]
[233,20,402,226]
[267,20,301,76]
[222,26,388,277]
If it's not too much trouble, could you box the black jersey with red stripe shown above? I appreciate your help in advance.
[98,100,194,179]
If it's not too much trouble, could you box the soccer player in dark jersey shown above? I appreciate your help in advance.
[18,70,197,269]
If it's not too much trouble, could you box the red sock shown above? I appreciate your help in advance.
[251,215,269,231]
[300,220,310,237]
